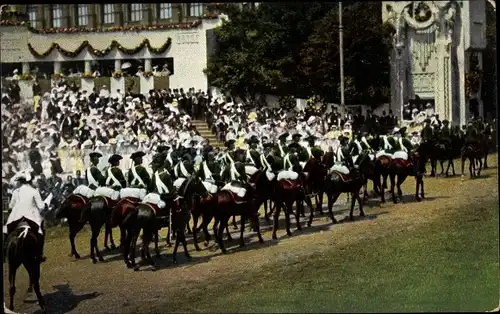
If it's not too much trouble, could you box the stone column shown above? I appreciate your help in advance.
[84,60,92,73]
[22,62,30,75]
[144,58,152,72]
[54,61,62,74]
[114,59,122,72]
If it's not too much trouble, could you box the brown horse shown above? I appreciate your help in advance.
[248,169,275,222]
[110,196,142,267]
[55,194,88,259]
[213,186,264,253]
[461,142,484,179]
[301,157,328,227]
[271,176,306,240]
[387,151,426,204]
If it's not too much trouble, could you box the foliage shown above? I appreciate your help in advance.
[205,2,391,106]
[299,2,391,105]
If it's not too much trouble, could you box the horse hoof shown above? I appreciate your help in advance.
[173,259,178,264]
[272,234,277,240]
[111,244,117,250]
[92,259,97,264]
[186,254,192,261]
[204,241,209,247]
[195,246,201,251]
[221,249,227,254]
[360,212,365,217]
[307,222,312,227]
[104,246,111,251]
[286,231,292,237]
[232,226,238,230]
[98,257,105,262]
[349,216,355,221]
[296,226,302,231]
[133,265,140,271]
[239,243,245,248]
[259,238,264,244]
[416,197,422,202]
[421,194,425,199]
[126,263,134,269]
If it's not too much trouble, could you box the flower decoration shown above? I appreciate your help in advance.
[28,38,172,58]
[142,71,153,78]
[0,19,202,34]
[18,74,34,81]
[414,2,432,23]
[81,72,95,79]
[51,73,65,80]
[112,71,123,78]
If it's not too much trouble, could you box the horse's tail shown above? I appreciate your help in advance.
[135,205,154,244]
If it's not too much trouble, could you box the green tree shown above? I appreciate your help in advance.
[299,2,391,105]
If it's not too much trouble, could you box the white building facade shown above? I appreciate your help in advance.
[0,16,225,94]
[382,0,487,126]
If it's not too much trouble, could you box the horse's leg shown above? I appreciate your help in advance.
[469,157,475,179]
[239,215,246,247]
[484,148,489,168]
[477,157,483,177]
[439,160,445,175]
[93,223,105,263]
[272,202,282,240]
[119,226,126,249]
[8,263,17,310]
[69,223,83,258]
[445,159,452,177]
[128,228,140,268]
[284,201,293,237]
[326,192,340,224]
[303,196,314,221]
[107,222,116,249]
[430,158,436,177]
[232,215,238,230]
[29,262,45,312]
[225,224,233,241]
[363,179,369,201]
[263,199,270,222]
[389,173,397,204]
[154,229,160,258]
[415,173,422,202]
[461,155,466,179]
[307,195,315,227]
[251,214,265,243]
[397,174,407,202]
[191,213,201,251]
[382,172,388,189]
[216,217,228,254]
[295,197,303,231]
[123,228,132,267]
[451,159,456,176]
[104,222,114,251]
[201,213,212,247]
[316,191,324,214]
[349,191,356,221]
[179,223,191,261]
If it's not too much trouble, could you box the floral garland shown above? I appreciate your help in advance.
[28,38,172,58]
[0,19,204,34]
[18,74,34,81]
[51,73,65,80]
[465,69,482,98]
[112,71,123,78]
[142,71,153,78]
[81,72,95,79]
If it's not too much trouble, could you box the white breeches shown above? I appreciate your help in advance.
[330,164,350,175]
[173,178,186,189]
[202,180,218,194]
[95,187,121,200]
[142,193,166,209]
[265,171,276,181]
[375,150,393,159]
[221,183,247,198]
[277,170,299,181]
[392,151,408,160]
[245,165,258,176]
[119,188,147,200]
[73,185,95,198]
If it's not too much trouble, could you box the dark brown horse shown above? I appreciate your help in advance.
[301,157,328,227]
[55,194,88,259]
[387,151,426,204]
[248,169,275,222]
[213,186,265,253]
[271,176,306,240]
[461,142,484,179]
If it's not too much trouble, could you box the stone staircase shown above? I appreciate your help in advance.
[192,119,224,148]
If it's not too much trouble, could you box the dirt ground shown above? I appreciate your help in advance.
[3,157,499,314]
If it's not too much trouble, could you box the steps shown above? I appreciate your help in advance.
[191,119,224,148]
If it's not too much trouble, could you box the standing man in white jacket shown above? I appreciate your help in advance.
[5,171,48,262]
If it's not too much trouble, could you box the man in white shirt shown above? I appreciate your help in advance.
[5,172,47,262]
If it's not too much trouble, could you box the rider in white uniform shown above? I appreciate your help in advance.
[5,171,47,262]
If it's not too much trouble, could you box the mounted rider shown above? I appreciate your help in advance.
[105,154,127,191]
[143,152,175,210]
[127,151,151,189]
[5,171,47,262]
[221,148,249,198]
[439,119,452,149]
[420,118,434,144]
[387,127,414,161]
[349,132,373,165]
[86,152,106,190]
[244,136,263,177]
[275,132,289,158]
[196,147,220,194]
[330,135,354,175]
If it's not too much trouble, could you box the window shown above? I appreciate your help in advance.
[130,3,143,22]
[189,3,203,17]
[159,3,172,20]
[77,4,88,26]
[103,4,115,24]
[26,5,37,28]
[52,4,63,28]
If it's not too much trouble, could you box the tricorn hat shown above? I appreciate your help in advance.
[130,151,146,160]
[108,154,123,163]
[89,152,103,159]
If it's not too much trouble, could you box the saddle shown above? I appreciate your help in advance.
[330,171,351,182]
[393,158,413,168]
[376,155,392,164]
[95,195,118,209]
[68,194,88,209]
[278,179,302,190]
[224,190,248,205]
[144,202,162,216]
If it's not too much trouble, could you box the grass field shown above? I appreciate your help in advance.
[3,156,500,313]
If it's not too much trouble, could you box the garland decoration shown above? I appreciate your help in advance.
[18,74,34,81]
[0,20,203,34]
[81,72,95,79]
[112,71,123,78]
[28,38,172,58]
[142,71,153,78]
[51,73,65,80]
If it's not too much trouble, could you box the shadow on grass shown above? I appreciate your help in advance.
[29,284,99,314]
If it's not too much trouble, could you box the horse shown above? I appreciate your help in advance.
[212,182,265,253]
[386,148,426,204]
[248,166,276,222]
[301,156,328,227]
[55,194,89,259]
[324,155,371,222]
[461,142,484,179]
[5,219,45,313]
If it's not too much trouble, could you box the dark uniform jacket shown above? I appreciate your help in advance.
[127,164,151,189]
[246,149,262,168]
[87,165,106,189]
[150,169,175,197]
[106,166,127,190]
